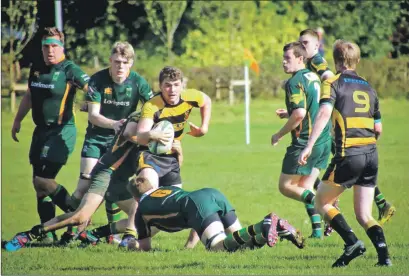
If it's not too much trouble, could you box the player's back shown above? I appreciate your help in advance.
[324,71,379,157]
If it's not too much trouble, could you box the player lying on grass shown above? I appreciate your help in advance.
[3,112,195,252]
[123,176,305,252]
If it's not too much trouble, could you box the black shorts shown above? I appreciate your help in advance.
[322,149,378,189]
[136,150,182,186]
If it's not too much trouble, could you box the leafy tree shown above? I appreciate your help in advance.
[181,1,307,69]
[303,1,401,58]
[1,0,38,88]
[143,0,187,61]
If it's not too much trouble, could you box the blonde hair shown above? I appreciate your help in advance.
[42,27,65,43]
[111,41,135,60]
[127,176,153,199]
[333,40,361,69]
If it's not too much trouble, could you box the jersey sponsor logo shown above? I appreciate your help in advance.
[344,78,369,86]
[30,81,55,89]
[103,98,130,106]
[104,87,112,94]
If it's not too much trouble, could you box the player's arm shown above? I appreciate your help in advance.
[312,56,334,81]
[187,91,212,137]
[11,88,32,142]
[374,96,382,140]
[88,103,125,133]
[271,81,306,145]
[299,79,336,165]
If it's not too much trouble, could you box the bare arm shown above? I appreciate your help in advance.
[88,103,124,133]
[12,89,32,142]
[374,122,382,140]
[271,108,306,145]
[298,104,333,165]
[187,94,212,137]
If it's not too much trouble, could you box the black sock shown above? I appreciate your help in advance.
[314,178,322,191]
[49,184,74,213]
[37,196,55,223]
[330,214,358,246]
[367,225,389,260]
[30,224,46,239]
[91,224,112,239]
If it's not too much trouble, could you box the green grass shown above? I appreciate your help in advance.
[1,98,409,275]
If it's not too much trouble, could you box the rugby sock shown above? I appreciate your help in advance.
[223,221,266,251]
[122,227,137,239]
[313,178,322,191]
[374,187,386,210]
[105,200,124,225]
[49,184,74,213]
[37,196,55,223]
[325,208,358,246]
[300,189,315,205]
[305,203,322,237]
[366,222,389,260]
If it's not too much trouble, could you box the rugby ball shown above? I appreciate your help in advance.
[148,120,174,155]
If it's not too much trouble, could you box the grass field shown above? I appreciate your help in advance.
[1,98,409,275]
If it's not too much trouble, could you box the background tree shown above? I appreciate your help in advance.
[1,0,38,89]
[143,0,187,62]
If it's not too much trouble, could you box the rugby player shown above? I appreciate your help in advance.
[125,177,305,252]
[11,27,90,243]
[299,40,392,267]
[272,42,332,239]
[61,41,153,244]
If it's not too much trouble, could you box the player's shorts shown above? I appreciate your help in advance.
[29,124,76,165]
[184,188,235,236]
[88,143,137,197]
[322,148,378,189]
[81,133,114,159]
[281,138,331,175]
[136,150,182,186]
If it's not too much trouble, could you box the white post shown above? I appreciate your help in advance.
[244,65,250,145]
[55,0,63,31]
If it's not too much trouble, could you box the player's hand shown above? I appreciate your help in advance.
[276,108,289,119]
[80,102,88,112]
[271,133,281,146]
[298,146,312,166]
[187,122,207,137]
[11,120,21,142]
[150,129,173,145]
[171,140,184,167]
[112,119,126,134]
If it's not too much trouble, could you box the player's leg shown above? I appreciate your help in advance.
[354,150,391,266]
[71,157,99,208]
[318,155,366,267]
[374,186,396,225]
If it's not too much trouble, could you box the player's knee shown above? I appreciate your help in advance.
[355,213,373,228]
[278,182,290,196]
[206,232,227,251]
[80,173,91,181]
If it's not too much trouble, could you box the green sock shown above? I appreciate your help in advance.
[374,188,386,210]
[301,189,315,205]
[105,201,125,224]
[305,204,322,237]
[223,221,266,251]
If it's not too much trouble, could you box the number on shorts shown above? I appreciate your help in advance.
[353,91,370,113]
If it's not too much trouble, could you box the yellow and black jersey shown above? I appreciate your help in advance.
[141,89,205,140]
[320,70,381,157]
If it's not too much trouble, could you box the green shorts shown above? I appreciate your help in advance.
[81,134,114,159]
[29,124,76,165]
[184,188,234,235]
[281,138,331,175]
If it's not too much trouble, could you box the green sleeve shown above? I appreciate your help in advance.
[138,77,154,103]
[66,63,90,89]
[287,79,305,110]
[85,75,102,103]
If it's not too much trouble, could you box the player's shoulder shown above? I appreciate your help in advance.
[323,73,341,86]
[144,93,165,110]
[128,70,148,83]
[61,59,80,71]
[90,68,109,80]
[311,53,327,65]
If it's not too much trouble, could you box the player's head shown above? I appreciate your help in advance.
[332,39,360,72]
[159,66,184,105]
[110,41,134,82]
[41,27,65,65]
[282,42,307,74]
[299,29,319,58]
[127,176,154,200]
